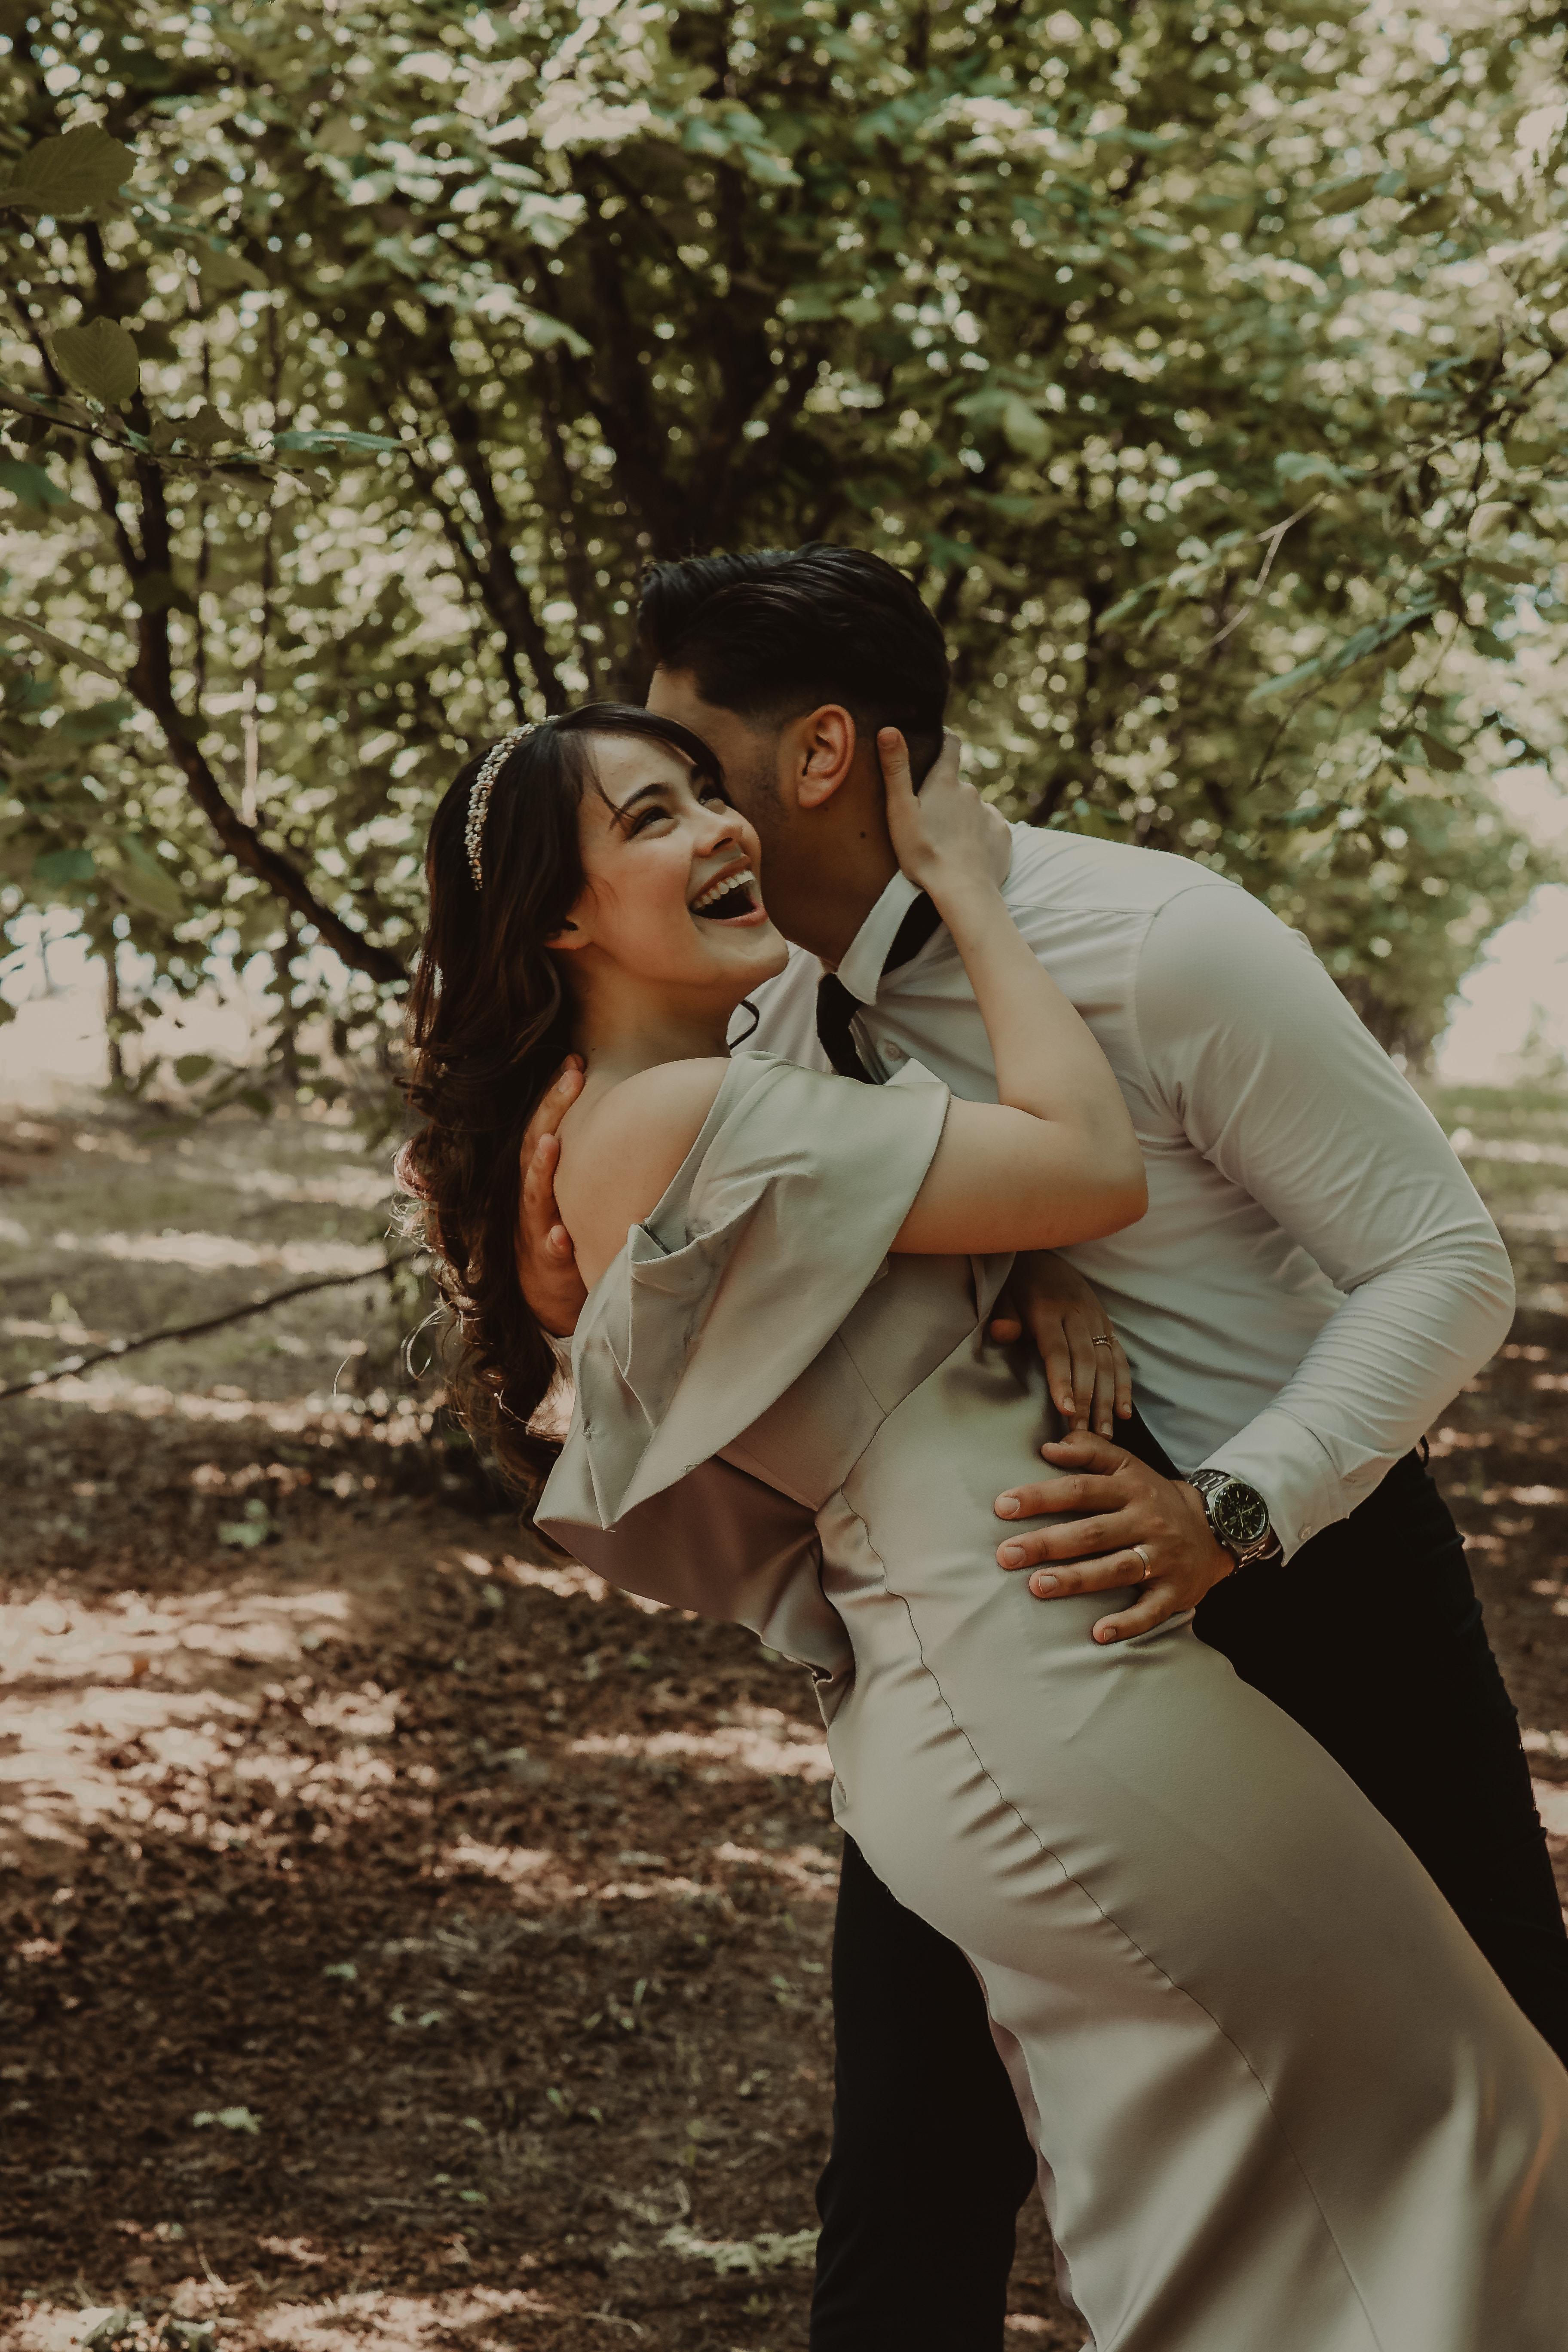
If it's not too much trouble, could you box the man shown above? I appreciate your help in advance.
[518,545,1568,2350]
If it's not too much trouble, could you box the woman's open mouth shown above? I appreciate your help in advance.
[689,865,763,924]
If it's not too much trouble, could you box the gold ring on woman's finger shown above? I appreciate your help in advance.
[1091,1334,1114,1349]
[1131,1544,1154,1581]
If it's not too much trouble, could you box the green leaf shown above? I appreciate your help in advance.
[32,845,95,884]
[181,403,242,452]
[521,311,592,358]
[274,427,402,457]
[779,286,839,323]
[0,125,135,216]
[219,1495,277,1544]
[1470,557,1537,585]
[0,458,70,509]
[683,117,735,160]
[52,317,141,408]
[1098,582,1158,629]
[1412,730,1464,773]
[312,113,366,159]
[998,394,1051,462]
[1311,171,1382,213]
[1246,655,1324,705]
[196,245,269,297]
[1403,192,1460,234]
[1274,451,1346,487]
[57,695,134,744]
[738,145,800,189]
[114,835,187,920]
[82,2312,140,2352]
[165,2324,214,2352]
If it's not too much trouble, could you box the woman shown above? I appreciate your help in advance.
[401,704,1568,2350]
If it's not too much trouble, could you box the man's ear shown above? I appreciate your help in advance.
[790,705,858,812]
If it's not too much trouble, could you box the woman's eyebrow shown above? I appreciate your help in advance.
[607,780,674,827]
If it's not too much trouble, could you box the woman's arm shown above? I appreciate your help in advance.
[553,732,1144,1286]
[883,730,1146,1255]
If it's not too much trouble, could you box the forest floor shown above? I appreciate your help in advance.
[0,1075,1565,2352]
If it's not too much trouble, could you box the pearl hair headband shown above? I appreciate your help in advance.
[464,723,539,890]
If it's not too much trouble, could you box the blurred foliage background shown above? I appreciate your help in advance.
[2,0,1567,1089]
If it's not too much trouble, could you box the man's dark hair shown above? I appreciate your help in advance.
[637,544,950,781]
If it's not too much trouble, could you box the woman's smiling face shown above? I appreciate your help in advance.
[552,731,787,1004]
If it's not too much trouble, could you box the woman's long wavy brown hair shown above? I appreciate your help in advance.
[398,703,726,1498]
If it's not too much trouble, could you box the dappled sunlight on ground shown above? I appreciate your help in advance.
[36,1228,385,1278]
[0,1087,887,2345]
[568,1718,834,1785]
[2,1084,1564,2349]
[13,2287,570,2352]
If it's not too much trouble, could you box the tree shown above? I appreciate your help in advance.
[2,0,1565,1083]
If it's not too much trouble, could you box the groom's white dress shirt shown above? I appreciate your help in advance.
[732,822,1514,1562]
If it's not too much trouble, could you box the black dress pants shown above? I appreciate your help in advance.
[809,1430,1568,2352]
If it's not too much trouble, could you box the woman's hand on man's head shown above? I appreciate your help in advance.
[880,728,1011,899]
[515,1058,589,1337]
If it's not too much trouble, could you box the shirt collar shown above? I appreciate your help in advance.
[834,869,923,1005]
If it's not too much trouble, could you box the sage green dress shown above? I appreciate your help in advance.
[537,1054,1568,2351]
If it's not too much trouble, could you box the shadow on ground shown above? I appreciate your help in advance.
[3,1084,1565,2351]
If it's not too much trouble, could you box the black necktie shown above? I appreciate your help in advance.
[815,891,944,1083]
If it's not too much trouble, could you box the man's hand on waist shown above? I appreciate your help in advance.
[993,1431,1234,1644]
[516,1057,588,1338]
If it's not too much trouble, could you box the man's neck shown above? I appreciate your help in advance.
[769,839,899,969]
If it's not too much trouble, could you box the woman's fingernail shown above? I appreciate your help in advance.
[995,1495,1020,1518]
[999,1544,1025,1566]
[1031,1574,1059,1595]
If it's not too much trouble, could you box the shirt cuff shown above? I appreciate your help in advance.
[1198,1408,1347,1565]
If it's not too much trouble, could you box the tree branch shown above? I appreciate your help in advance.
[567,164,685,551]
[92,455,407,987]
[420,352,569,713]
[0,1253,417,1406]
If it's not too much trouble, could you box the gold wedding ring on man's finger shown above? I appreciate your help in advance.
[1131,1544,1154,1582]
[1091,1334,1114,1349]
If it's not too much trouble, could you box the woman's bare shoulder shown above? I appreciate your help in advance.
[565,1057,732,1166]
[554,1057,732,1281]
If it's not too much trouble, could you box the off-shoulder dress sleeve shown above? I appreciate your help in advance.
[536,1053,949,1540]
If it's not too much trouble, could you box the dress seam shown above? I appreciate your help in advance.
[833,1491,1386,2352]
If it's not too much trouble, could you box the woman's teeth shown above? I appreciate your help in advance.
[690,867,756,918]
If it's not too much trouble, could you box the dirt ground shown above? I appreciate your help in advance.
[1,1079,1565,2352]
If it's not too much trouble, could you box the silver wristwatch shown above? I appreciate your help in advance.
[1186,1469,1281,1570]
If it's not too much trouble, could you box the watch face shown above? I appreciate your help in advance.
[1213,1479,1271,1552]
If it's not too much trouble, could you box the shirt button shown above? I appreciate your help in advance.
[883,1041,904,1061]
[1300,1524,1313,1540]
